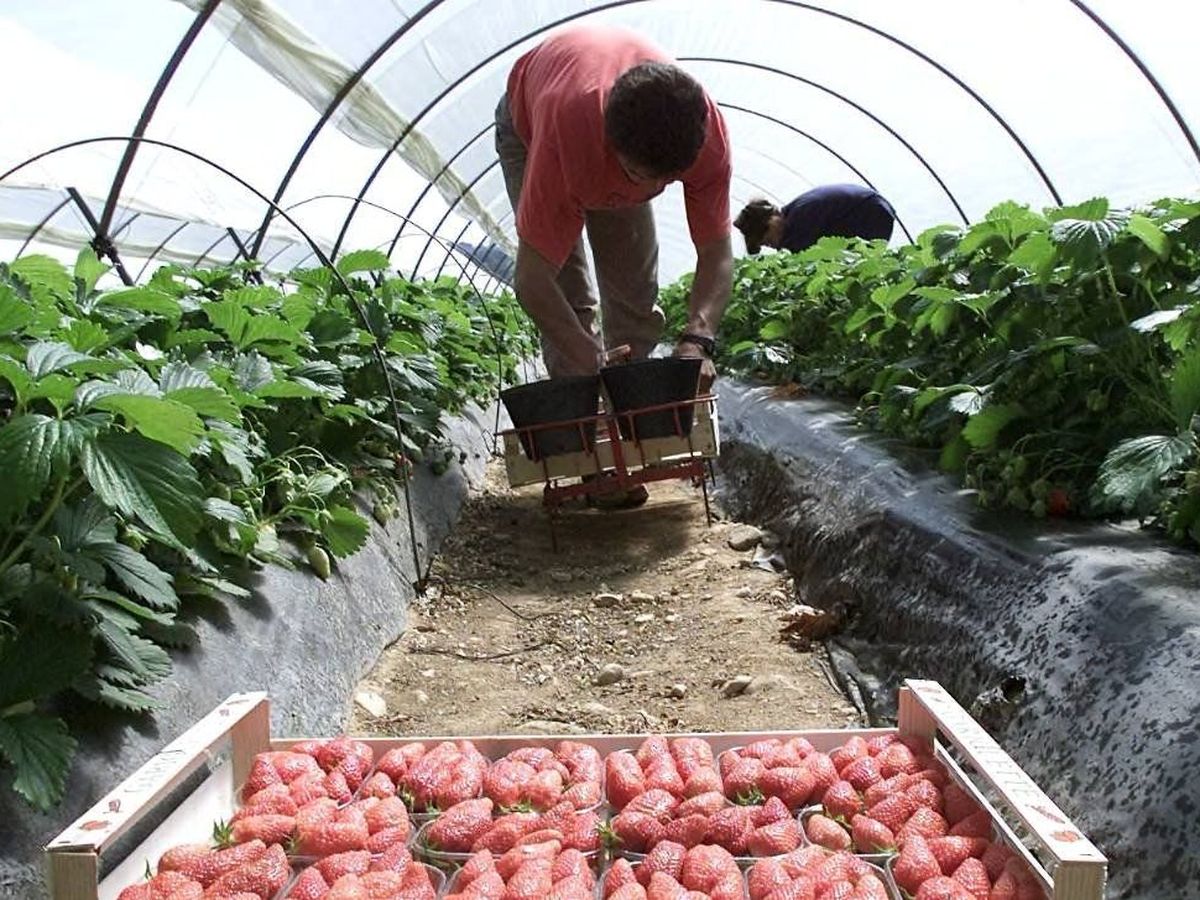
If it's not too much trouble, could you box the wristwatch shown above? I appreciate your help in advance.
[679,332,717,357]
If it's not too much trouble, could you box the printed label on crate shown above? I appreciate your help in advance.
[48,693,266,852]
[906,680,1105,863]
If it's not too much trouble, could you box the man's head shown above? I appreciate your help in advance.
[605,61,708,187]
[734,199,784,254]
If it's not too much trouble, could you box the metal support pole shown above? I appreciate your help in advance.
[67,187,133,285]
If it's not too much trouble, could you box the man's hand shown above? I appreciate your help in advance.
[674,339,716,394]
[514,239,600,375]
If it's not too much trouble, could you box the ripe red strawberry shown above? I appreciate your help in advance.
[638,840,688,886]
[867,792,915,833]
[625,789,680,823]
[558,809,601,852]
[676,791,727,818]
[162,881,204,900]
[316,738,374,776]
[562,779,602,809]
[324,875,368,900]
[203,843,289,898]
[363,796,409,836]
[496,839,562,881]
[949,810,993,839]
[603,857,639,895]
[710,871,746,900]
[240,758,283,802]
[426,798,495,852]
[705,805,753,856]
[951,857,991,899]
[300,816,369,857]
[741,739,781,760]
[263,751,323,784]
[927,836,989,876]
[607,810,664,853]
[317,851,372,883]
[236,785,298,821]
[126,870,195,899]
[723,757,766,801]
[981,842,1014,880]
[988,871,1020,900]
[472,814,540,854]
[917,767,950,789]
[760,767,817,809]
[285,866,328,900]
[506,857,556,899]
[367,842,415,875]
[829,736,869,773]
[365,826,408,854]
[671,738,716,779]
[454,848,496,887]
[680,844,740,892]
[682,767,723,798]
[804,753,841,796]
[863,773,914,808]
[866,734,900,756]
[851,815,895,854]
[158,845,211,875]
[746,857,792,899]
[877,743,921,778]
[515,827,566,848]
[905,779,945,813]
[662,813,711,848]
[288,774,328,808]
[914,876,974,899]
[805,814,851,851]
[230,814,295,846]
[753,795,791,827]
[747,818,802,856]
[526,767,565,810]
[643,871,686,899]
[335,754,371,794]
[852,874,891,900]
[358,772,395,800]
[840,757,883,792]
[899,807,950,845]
[163,841,266,888]
[822,781,864,822]
[942,783,983,826]
[644,760,685,797]
[892,834,943,896]
[1046,488,1071,517]
[606,752,646,810]
[636,736,672,768]
[322,770,353,806]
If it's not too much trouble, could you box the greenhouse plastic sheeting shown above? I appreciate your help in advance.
[2,0,1199,285]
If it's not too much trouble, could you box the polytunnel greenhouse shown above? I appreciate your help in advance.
[1,2,1199,899]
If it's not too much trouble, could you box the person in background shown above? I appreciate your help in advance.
[733,183,895,255]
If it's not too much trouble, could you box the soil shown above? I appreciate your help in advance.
[348,462,861,738]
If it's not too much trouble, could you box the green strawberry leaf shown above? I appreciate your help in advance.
[74,247,110,295]
[80,431,203,547]
[0,414,94,521]
[0,283,34,335]
[94,395,204,455]
[0,712,77,811]
[962,404,1022,450]
[166,387,240,423]
[90,542,178,609]
[336,249,391,276]
[321,504,370,558]
[1168,346,1200,432]
[1127,213,1169,258]
[97,287,182,319]
[0,624,94,709]
[1094,433,1195,513]
[96,614,172,683]
[9,255,73,303]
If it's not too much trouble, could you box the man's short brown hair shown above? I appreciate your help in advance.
[604,62,708,177]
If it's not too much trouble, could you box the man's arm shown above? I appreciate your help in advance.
[514,238,601,375]
[674,233,732,391]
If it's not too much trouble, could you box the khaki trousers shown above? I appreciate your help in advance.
[495,95,664,377]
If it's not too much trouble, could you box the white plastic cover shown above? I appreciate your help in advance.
[2,0,1198,285]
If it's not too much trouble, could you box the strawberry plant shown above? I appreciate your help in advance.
[0,248,535,812]
[664,195,1200,547]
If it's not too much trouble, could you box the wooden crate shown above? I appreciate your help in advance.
[501,397,719,488]
[45,680,1105,899]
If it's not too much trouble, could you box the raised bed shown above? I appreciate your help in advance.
[713,379,1200,900]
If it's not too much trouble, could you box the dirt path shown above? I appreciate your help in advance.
[348,463,861,738]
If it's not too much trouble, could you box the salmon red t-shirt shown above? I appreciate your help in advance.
[506,26,732,268]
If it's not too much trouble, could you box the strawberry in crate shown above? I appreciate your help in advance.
[805,732,959,855]
[482,740,604,810]
[284,842,438,899]
[599,843,744,899]
[718,736,837,809]
[365,739,486,813]
[746,845,890,900]
[117,841,292,900]
[890,833,1048,899]
[443,842,596,899]
[604,788,804,859]
[605,736,722,810]
[419,797,602,855]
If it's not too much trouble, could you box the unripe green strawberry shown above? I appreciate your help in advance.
[307,545,332,579]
